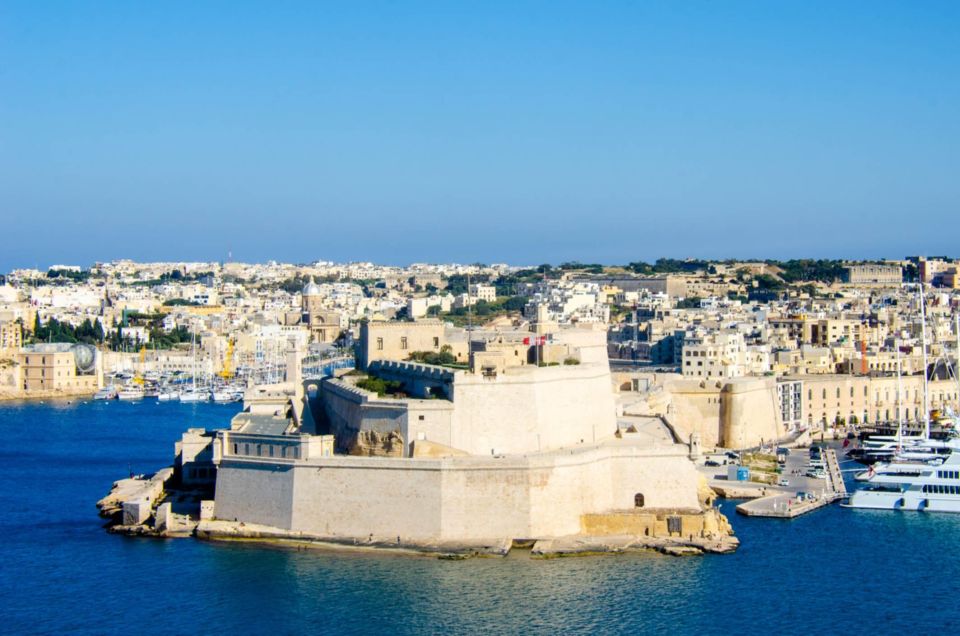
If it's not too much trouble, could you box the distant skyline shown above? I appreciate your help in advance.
[2,2,958,272]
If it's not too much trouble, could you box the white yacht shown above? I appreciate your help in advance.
[843,452,960,513]
[179,389,207,403]
[157,389,179,402]
[94,386,118,400]
[117,385,145,401]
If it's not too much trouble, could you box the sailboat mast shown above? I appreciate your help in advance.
[895,338,903,450]
[918,283,930,440]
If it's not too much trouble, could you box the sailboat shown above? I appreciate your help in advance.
[845,283,960,512]
[179,331,208,403]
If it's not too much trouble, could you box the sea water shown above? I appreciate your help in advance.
[2,400,959,635]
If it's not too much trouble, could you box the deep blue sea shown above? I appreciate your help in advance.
[2,399,959,635]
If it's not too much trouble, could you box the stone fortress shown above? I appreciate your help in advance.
[182,315,737,556]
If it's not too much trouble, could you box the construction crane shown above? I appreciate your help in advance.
[219,338,235,380]
[133,346,146,385]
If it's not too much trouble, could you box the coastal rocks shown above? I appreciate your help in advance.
[96,468,173,519]
[98,467,204,538]
[530,533,739,558]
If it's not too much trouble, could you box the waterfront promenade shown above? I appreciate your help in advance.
[736,449,847,518]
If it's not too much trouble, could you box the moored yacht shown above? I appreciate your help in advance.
[179,389,207,403]
[94,386,118,400]
[117,385,145,401]
[843,452,960,513]
[157,389,179,402]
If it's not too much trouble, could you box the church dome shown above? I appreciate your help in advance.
[302,277,322,297]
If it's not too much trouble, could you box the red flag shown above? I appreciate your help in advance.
[523,337,530,345]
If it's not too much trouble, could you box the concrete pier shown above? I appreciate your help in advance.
[736,449,846,518]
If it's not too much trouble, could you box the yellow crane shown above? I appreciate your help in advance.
[219,338,235,380]
[133,346,146,385]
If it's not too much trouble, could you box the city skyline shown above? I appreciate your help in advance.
[2,2,958,270]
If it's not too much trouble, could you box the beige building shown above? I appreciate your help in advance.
[682,332,746,379]
[468,283,496,303]
[0,319,22,352]
[843,264,902,285]
[357,320,450,370]
[797,373,958,428]
[18,343,99,395]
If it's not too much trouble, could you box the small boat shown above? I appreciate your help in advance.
[94,386,118,400]
[211,390,236,403]
[157,390,179,402]
[117,386,145,401]
[179,389,208,403]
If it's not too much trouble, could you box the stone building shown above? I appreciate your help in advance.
[843,264,902,285]
[0,319,22,353]
[17,343,99,395]
[356,319,450,370]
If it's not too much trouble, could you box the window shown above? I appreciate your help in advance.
[433,337,439,348]
[634,493,645,508]
[232,443,238,455]
[822,389,826,399]
[401,337,408,350]
[376,337,383,351]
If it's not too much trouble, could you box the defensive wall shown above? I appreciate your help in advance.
[320,361,618,457]
[212,438,702,543]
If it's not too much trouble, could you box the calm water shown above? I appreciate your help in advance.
[1,400,959,635]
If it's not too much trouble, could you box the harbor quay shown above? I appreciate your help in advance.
[735,448,847,518]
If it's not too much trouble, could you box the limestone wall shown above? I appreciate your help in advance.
[662,377,725,447]
[449,363,618,456]
[213,461,295,529]
[321,362,617,457]
[720,377,784,447]
[213,440,702,543]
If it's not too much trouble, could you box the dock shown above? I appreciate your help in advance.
[736,449,846,518]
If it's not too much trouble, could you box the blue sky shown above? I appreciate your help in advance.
[1,1,958,270]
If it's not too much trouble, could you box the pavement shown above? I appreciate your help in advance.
[696,445,842,517]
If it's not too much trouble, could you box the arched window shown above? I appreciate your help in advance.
[634,493,645,508]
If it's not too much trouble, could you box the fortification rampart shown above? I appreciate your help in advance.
[212,438,702,542]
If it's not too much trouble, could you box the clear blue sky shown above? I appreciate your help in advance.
[1,1,958,271]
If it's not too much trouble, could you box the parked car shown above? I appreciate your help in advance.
[778,478,790,487]
[705,460,721,467]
